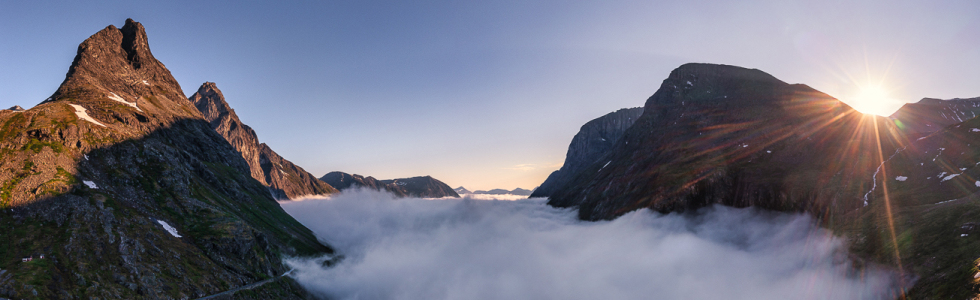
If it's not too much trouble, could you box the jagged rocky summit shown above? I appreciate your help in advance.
[189,82,337,199]
[530,107,642,198]
[0,19,331,299]
[321,171,459,198]
[889,96,980,138]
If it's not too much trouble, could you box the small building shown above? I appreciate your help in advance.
[39,254,44,259]
[21,256,32,262]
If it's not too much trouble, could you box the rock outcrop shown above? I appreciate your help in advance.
[0,19,331,299]
[189,82,337,199]
[889,97,980,138]
[321,171,459,198]
[530,107,642,198]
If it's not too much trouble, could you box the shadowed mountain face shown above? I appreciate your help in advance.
[189,82,337,199]
[548,63,907,221]
[321,172,459,198]
[0,19,330,299]
[530,107,643,198]
[889,97,980,138]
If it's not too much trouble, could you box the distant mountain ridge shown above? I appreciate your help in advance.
[530,107,643,198]
[321,171,459,198]
[189,82,337,199]
[889,97,980,138]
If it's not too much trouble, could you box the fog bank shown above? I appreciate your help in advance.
[281,189,897,300]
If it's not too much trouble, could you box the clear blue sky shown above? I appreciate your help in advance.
[2,0,979,190]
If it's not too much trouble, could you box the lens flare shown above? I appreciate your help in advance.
[850,86,898,116]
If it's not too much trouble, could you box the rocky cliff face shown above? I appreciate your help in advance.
[889,97,980,138]
[189,82,336,199]
[530,107,642,198]
[189,82,266,184]
[0,19,331,299]
[548,63,906,221]
[321,172,459,198]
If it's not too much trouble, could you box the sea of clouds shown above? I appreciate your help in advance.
[280,189,898,300]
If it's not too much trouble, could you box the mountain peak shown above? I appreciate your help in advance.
[48,19,186,110]
[191,82,233,121]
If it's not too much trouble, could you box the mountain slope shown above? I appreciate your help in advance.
[0,19,331,299]
[530,107,642,198]
[548,63,907,221]
[889,97,980,138]
[189,82,337,199]
[258,143,337,199]
[847,114,980,298]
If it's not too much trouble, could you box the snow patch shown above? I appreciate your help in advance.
[598,161,612,172]
[962,234,969,237]
[895,176,907,182]
[142,80,149,85]
[107,93,142,112]
[766,150,772,154]
[83,180,97,189]
[69,104,106,127]
[686,80,693,86]
[155,219,182,238]
[942,174,961,182]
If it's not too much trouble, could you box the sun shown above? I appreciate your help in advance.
[847,85,900,116]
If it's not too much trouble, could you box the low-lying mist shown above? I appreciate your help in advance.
[281,189,897,300]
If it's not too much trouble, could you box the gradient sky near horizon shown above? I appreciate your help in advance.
[2,0,979,191]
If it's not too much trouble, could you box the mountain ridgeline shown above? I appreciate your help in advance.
[530,107,643,198]
[189,82,337,199]
[321,171,459,198]
[888,96,980,138]
[0,19,331,299]
[541,63,980,297]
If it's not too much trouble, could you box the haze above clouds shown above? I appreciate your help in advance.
[281,190,898,300]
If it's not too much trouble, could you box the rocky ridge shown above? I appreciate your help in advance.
[189,82,337,199]
[0,19,331,299]
[889,97,980,138]
[530,107,642,198]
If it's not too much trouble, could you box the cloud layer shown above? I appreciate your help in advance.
[281,189,898,300]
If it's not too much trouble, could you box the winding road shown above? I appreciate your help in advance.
[195,269,294,300]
